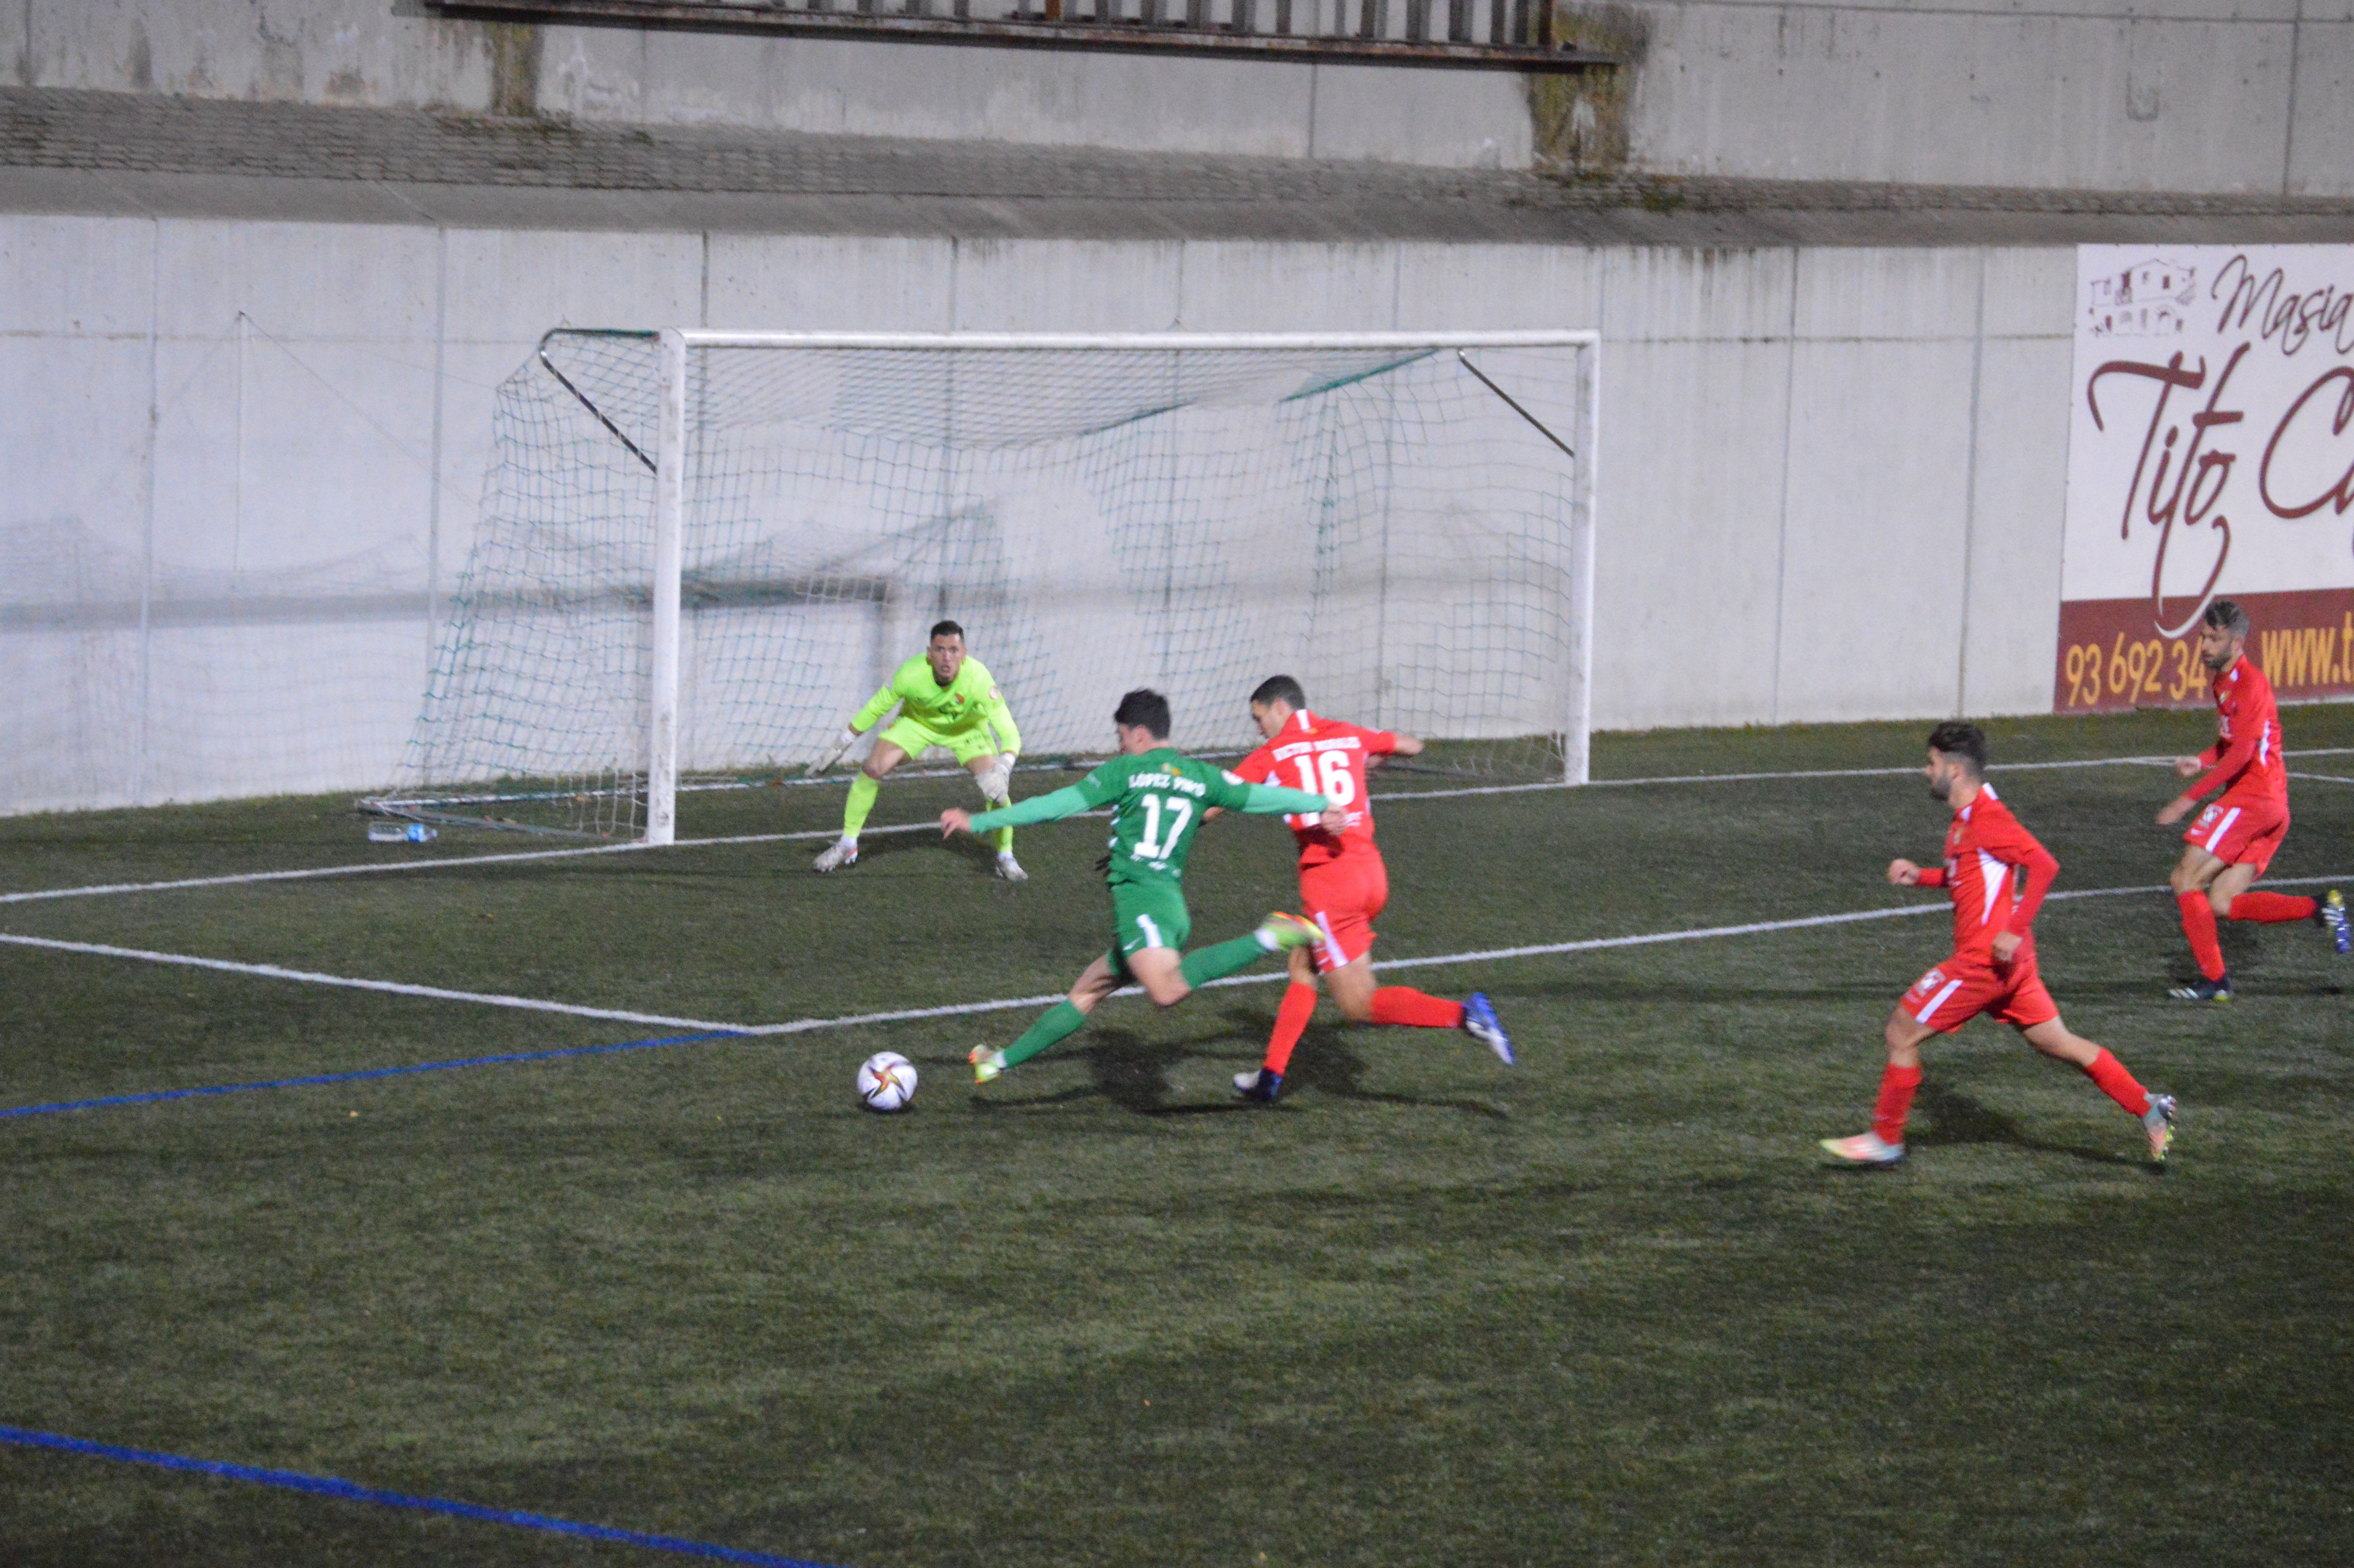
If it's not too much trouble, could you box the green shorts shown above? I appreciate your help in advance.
[1108,879,1191,977]
[878,715,1002,767]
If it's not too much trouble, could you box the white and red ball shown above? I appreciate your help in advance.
[857,1051,918,1113]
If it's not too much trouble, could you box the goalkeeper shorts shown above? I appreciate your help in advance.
[1108,880,1192,971]
[878,714,1003,767]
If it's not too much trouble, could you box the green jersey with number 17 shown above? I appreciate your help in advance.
[1072,748,1255,888]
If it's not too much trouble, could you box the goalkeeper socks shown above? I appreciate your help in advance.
[994,825,1015,855]
[1872,1062,1922,1146]
[1369,988,1466,1030]
[2177,891,2227,980]
[1264,982,1319,1075]
[2080,1048,2151,1117]
[1180,932,1276,988]
[1001,1000,1088,1068]
[842,773,880,840]
[2226,891,2318,923]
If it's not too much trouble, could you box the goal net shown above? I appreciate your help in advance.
[375,330,1597,841]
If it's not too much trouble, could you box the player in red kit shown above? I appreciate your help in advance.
[2157,599,2349,1001]
[1221,676,1514,1103]
[1822,722,2177,1167]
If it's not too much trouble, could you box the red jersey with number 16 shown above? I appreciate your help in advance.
[2187,655,2288,806]
[1229,710,1399,869]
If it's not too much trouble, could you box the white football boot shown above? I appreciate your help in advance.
[812,837,859,873]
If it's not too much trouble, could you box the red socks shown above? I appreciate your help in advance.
[2226,891,2318,923]
[1369,988,1466,1029]
[1263,986,1470,1075]
[1873,1063,1923,1146]
[1262,982,1318,1076]
[2177,891,2227,980]
[2080,1048,2151,1117]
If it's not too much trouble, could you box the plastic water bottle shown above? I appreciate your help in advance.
[367,819,438,843]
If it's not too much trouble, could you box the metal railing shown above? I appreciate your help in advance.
[427,0,1617,69]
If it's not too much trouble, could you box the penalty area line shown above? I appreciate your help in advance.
[13,747,2352,908]
[0,933,748,1033]
[15,875,2348,1123]
[0,1425,841,1568]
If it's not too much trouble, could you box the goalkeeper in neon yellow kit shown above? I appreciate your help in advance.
[811,620,1027,880]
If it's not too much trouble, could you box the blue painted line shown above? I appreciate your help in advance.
[0,1031,738,1120]
[0,1424,845,1568]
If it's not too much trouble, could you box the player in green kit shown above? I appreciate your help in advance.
[941,688,1344,1085]
[810,620,1027,879]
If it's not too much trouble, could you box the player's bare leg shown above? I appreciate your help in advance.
[2018,1017,2177,1164]
[1236,948,1512,1102]
[818,738,909,872]
[963,752,1025,881]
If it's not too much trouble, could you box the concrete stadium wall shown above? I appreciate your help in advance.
[8,1,2349,190]
[0,215,2073,813]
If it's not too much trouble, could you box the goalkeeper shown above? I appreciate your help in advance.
[811,620,1027,880]
[942,687,1342,1085]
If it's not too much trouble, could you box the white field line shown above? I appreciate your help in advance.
[12,875,2346,1042]
[0,933,748,1032]
[7,747,2352,908]
[2288,771,2354,785]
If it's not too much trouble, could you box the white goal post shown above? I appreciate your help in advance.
[383,327,1599,843]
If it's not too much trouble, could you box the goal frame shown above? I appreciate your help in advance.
[640,328,1600,845]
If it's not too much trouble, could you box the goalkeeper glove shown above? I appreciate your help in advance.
[808,726,862,776]
[977,753,1017,804]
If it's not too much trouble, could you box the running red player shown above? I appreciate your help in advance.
[1823,722,2177,1167]
[2157,598,2349,1001]
[1222,676,1514,1103]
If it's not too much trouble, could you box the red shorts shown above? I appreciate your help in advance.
[2183,788,2289,874]
[1297,853,1389,974]
[1899,949,2058,1035]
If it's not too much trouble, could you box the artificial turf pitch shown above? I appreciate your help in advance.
[2,710,2349,1566]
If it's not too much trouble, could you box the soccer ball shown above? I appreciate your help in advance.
[857,1051,918,1113]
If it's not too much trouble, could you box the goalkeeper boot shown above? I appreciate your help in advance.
[969,1045,1005,1085]
[1820,1132,1905,1167]
[2142,1093,2179,1165]
[995,851,1029,883]
[2167,974,2232,1002]
[1232,1067,1283,1102]
[1255,912,1321,952]
[1460,993,1515,1065]
[813,837,859,874]
[2319,889,2351,956]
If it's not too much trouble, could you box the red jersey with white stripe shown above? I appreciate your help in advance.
[2187,655,2288,806]
[1229,710,1398,870]
[1912,782,2059,960]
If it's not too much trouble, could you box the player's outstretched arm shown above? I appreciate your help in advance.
[1888,857,1945,887]
[951,783,1097,837]
[811,681,902,773]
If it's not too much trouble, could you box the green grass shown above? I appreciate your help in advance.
[3,710,2352,1566]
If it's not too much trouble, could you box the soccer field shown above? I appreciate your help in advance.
[3,709,2351,1567]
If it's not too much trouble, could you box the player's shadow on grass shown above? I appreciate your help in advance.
[1906,1080,2146,1168]
[1284,1021,1511,1120]
[969,1026,1254,1115]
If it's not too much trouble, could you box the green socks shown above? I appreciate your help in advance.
[1179,930,1276,988]
[1001,1000,1088,1068]
[842,773,879,839]
[994,825,1014,855]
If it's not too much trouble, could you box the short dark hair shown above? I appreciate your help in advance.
[1250,674,1307,711]
[2202,599,2250,639]
[929,620,965,643]
[1926,720,1988,775]
[1113,688,1172,739]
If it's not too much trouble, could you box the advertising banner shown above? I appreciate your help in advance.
[2061,246,2354,712]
